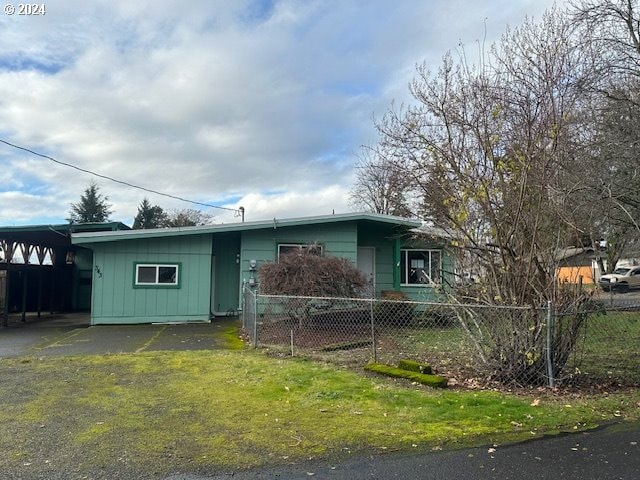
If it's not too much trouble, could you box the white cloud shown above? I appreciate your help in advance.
[223,184,352,223]
[0,0,556,226]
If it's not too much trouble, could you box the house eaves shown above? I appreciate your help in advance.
[71,212,423,245]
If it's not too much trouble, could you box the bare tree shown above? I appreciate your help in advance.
[370,8,596,384]
[164,209,214,227]
[572,0,640,85]
[568,91,640,272]
[380,9,590,306]
[349,145,413,217]
[570,1,640,270]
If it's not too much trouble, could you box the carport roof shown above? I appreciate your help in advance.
[71,212,424,245]
[0,222,130,247]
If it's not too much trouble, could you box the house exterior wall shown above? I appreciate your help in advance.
[241,221,453,302]
[356,222,398,294]
[240,221,359,294]
[90,235,212,324]
[557,266,595,284]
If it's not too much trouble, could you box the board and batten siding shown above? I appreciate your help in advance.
[356,222,398,295]
[358,222,454,301]
[90,235,212,324]
[239,222,359,290]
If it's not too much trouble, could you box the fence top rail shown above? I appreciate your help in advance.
[256,293,543,311]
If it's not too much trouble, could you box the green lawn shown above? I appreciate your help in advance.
[569,311,640,382]
[0,350,638,476]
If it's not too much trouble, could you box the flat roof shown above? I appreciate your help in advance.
[0,222,130,247]
[71,212,423,245]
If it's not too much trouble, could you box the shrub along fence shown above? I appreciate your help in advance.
[241,288,640,388]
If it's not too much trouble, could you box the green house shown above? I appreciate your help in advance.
[71,213,454,325]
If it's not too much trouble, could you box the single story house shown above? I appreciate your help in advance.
[71,212,454,325]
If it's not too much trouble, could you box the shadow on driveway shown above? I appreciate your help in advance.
[0,313,241,358]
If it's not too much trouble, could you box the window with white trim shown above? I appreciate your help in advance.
[135,263,179,286]
[277,243,323,260]
[400,250,441,285]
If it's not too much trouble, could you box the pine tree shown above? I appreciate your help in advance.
[68,182,113,224]
[133,198,168,229]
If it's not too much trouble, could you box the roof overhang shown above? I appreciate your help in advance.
[72,213,423,245]
[1,222,130,248]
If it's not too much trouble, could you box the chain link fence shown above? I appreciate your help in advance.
[241,287,640,388]
[559,300,640,387]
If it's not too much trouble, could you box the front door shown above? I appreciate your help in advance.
[357,247,375,297]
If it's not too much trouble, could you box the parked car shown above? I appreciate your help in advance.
[598,266,640,293]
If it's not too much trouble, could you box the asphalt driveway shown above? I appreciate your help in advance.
[0,313,241,358]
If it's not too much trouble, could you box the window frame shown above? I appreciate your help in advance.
[133,262,181,288]
[400,249,442,286]
[277,243,323,261]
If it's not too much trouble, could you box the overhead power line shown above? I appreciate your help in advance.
[0,138,241,215]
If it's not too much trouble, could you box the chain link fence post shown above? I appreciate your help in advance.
[241,284,246,330]
[253,292,258,348]
[370,298,377,363]
[546,300,555,388]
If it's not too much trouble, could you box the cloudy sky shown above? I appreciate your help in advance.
[0,0,556,226]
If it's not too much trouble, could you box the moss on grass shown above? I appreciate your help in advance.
[222,326,245,350]
[365,362,447,388]
[398,359,433,374]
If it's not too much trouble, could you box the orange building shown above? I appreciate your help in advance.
[555,247,597,285]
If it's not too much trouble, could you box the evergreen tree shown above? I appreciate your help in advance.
[68,182,112,224]
[133,198,168,229]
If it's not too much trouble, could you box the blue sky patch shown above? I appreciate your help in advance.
[0,56,65,74]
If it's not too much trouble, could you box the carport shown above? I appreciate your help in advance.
[0,222,129,327]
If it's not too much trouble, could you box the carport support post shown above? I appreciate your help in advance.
[21,271,27,322]
[37,270,43,318]
[546,300,555,388]
[2,269,9,328]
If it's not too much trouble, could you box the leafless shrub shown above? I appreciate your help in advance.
[259,250,367,298]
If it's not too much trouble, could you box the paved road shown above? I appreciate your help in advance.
[594,289,640,309]
[166,422,640,480]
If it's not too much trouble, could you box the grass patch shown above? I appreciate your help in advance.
[0,350,638,477]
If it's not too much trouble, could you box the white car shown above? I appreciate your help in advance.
[598,266,640,293]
